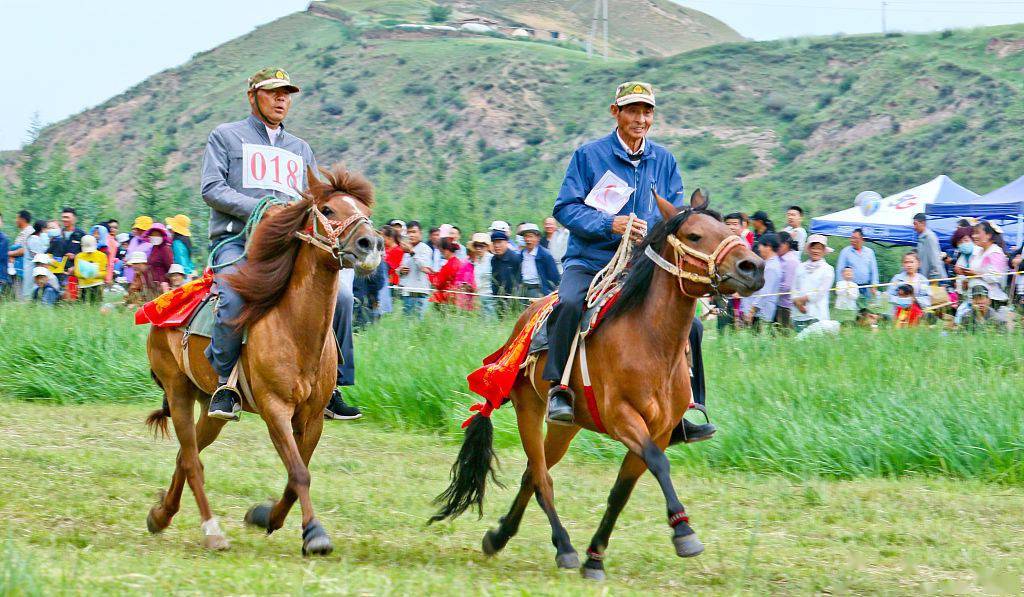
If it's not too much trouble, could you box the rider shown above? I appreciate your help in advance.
[201,67,361,421]
[544,81,716,442]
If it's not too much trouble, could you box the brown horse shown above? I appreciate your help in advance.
[144,165,381,555]
[431,190,764,580]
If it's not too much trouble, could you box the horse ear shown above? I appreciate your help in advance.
[654,190,679,223]
[690,188,710,210]
[305,165,328,203]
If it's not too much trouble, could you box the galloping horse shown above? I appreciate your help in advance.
[145,165,381,555]
[432,191,764,580]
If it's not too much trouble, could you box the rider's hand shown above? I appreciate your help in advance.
[611,216,647,242]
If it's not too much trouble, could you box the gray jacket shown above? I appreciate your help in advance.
[916,228,945,281]
[201,114,317,241]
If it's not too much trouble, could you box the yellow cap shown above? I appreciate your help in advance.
[165,214,192,237]
[132,215,153,231]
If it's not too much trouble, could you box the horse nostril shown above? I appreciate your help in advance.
[356,236,372,252]
[736,258,757,275]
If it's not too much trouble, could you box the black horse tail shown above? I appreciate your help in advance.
[429,414,503,524]
[145,372,171,439]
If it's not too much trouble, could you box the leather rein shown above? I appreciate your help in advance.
[644,233,745,297]
[293,198,372,263]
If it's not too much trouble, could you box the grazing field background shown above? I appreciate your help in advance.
[1,304,1023,594]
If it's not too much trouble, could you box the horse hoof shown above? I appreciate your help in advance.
[244,502,274,531]
[581,566,606,581]
[673,533,705,558]
[556,551,580,569]
[146,509,164,534]
[302,519,333,556]
[481,529,502,555]
[202,534,231,551]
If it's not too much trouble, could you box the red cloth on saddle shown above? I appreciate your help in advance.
[462,288,622,429]
[134,269,215,328]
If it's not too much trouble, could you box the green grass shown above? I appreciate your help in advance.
[1,402,1023,594]
[2,303,1023,484]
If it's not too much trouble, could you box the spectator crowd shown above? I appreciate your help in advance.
[3,203,1021,334]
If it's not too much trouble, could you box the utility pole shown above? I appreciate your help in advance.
[881,1,887,35]
[589,0,599,58]
[602,0,608,60]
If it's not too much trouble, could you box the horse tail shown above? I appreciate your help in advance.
[145,371,171,439]
[429,414,502,524]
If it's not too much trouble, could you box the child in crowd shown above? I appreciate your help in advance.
[855,308,880,330]
[124,251,161,307]
[833,266,860,324]
[73,234,108,304]
[167,263,187,289]
[31,267,60,306]
[893,284,924,327]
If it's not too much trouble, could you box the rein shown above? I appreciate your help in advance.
[644,233,744,297]
[294,202,372,262]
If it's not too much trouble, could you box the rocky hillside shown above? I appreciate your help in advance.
[2,1,1023,235]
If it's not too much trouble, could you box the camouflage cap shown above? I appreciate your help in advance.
[248,67,300,93]
[614,81,655,107]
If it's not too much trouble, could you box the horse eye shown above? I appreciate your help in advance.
[687,233,701,242]
[321,207,334,218]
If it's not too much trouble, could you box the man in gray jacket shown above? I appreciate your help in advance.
[201,67,361,421]
[913,213,945,282]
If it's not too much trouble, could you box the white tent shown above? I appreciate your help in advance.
[810,175,979,245]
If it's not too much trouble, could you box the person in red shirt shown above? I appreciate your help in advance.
[381,226,404,287]
[429,238,463,307]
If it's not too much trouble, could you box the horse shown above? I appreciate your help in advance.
[431,190,764,580]
[144,165,382,555]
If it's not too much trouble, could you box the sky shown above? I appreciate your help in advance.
[4,0,1024,151]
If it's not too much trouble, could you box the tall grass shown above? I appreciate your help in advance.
[2,303,1022,483]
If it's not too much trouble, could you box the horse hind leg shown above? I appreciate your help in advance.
[483,421,579,556]
[581,451,647,581]
[512,393,579,569]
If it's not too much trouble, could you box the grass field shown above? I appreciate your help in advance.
[2,402,1023,595]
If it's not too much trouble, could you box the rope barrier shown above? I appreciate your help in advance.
[387,271,1024,303]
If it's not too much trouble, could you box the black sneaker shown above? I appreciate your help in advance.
[208,386,241,421]
[546,385,574,424]
[324,389,362,420]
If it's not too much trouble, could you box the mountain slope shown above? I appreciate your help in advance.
[2,2,1023,237]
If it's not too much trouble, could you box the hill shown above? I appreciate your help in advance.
[1,2,1023,238]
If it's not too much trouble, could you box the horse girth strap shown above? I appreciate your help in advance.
[645,234,744,292]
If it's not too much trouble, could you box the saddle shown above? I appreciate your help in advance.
[528,286,622,355]
[181,294,247,344]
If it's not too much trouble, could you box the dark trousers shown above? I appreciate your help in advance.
[542,266,595,383]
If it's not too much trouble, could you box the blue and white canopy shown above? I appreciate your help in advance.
[810,175,980,245]
[926,175,1024,250]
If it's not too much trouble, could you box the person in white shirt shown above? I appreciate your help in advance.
[468,232,494,316]
[834,266,860,323]
[792,234,835,332]
[397,221,433,317]
[541,217,569,273]
[781,205,807,253]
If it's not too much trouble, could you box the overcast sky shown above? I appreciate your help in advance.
[4,0,1024,150]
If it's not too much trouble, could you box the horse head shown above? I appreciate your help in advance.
[305,165,383,276]
[654,189,764,297]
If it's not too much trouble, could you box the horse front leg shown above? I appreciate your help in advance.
[245,399,333,556]
[613,409,704,560]
[581,451,647,581]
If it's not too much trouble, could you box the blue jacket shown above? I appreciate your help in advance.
[553,130,686,272]
[525,244,562,294]
[0,231,8,283]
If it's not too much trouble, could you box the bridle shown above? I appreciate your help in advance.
[644,232,745,297]
[293,197,373,264]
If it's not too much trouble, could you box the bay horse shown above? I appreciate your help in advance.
[431,190,764,580]
[144,165,382,555]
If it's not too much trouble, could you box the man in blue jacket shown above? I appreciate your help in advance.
[517,223,561,297]
[543,81,715,442]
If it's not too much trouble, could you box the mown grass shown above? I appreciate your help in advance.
[1,402,1023,595]
[1,303,1022,484]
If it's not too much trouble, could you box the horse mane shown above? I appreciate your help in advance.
[225,164,374,329]
[603,206,721,321]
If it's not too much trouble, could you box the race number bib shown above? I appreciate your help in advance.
[241,144,304,198]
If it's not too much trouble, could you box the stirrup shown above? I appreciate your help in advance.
[546,384,575,424]
[209,385,242,421]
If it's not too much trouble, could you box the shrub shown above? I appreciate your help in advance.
[367,108,384,122]
[340,81,358,95]
[323,103,344,116]
[428,5,452,22]
[316,55,337,69]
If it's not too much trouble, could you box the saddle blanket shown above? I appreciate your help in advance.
[463,287,621,428]
[135,270,214,328]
